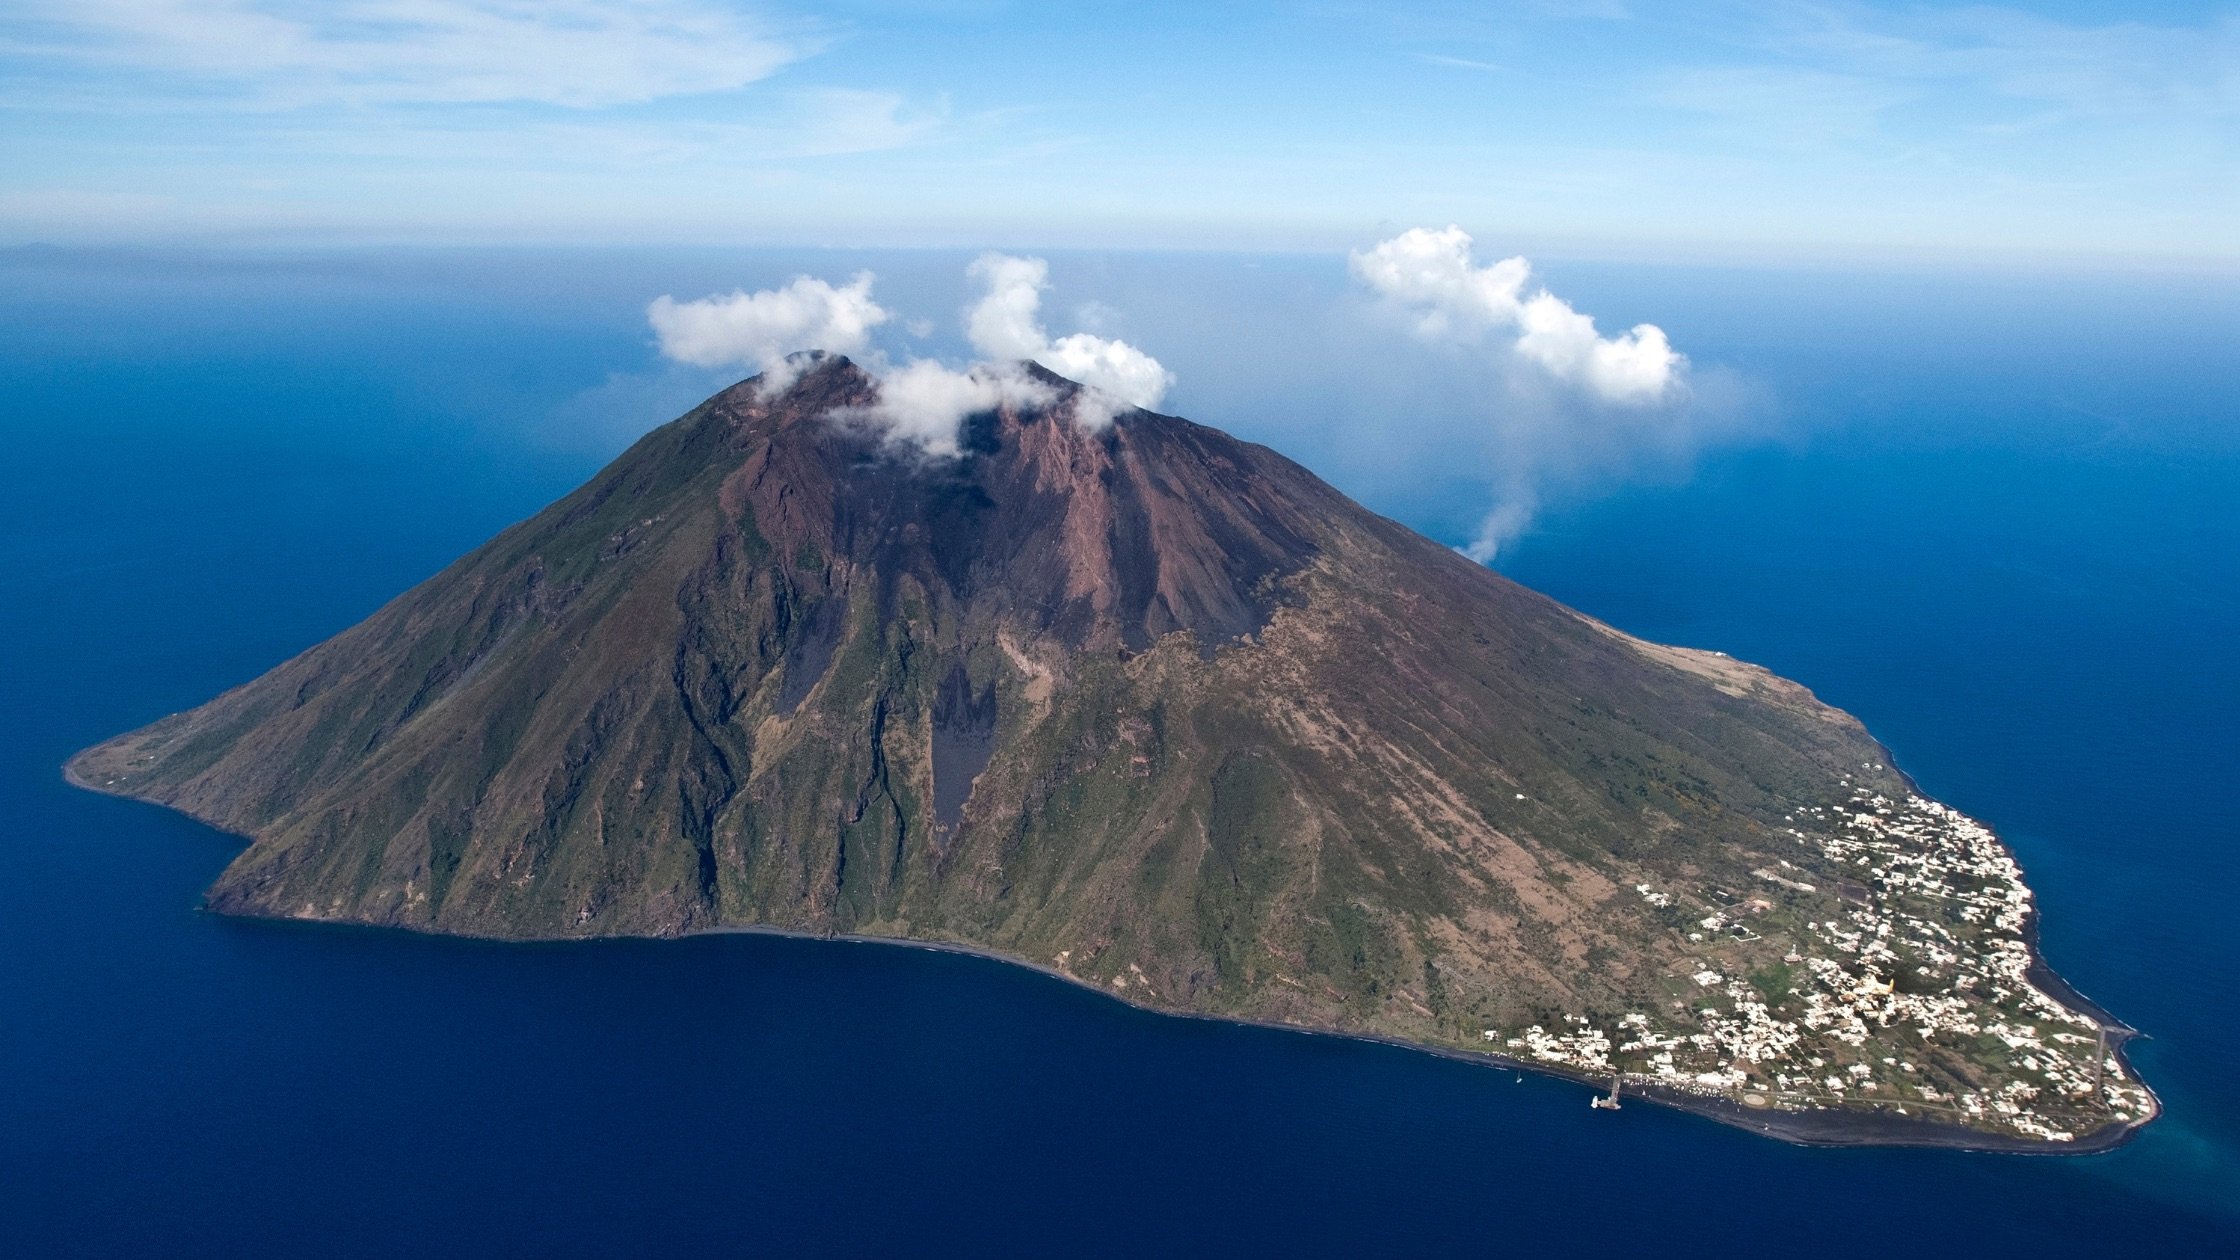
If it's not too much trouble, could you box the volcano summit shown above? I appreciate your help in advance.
[70,357,2155,1149]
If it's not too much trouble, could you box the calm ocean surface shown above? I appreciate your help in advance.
[2,248,2236,1255]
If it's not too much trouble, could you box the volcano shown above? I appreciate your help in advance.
[69,357,2155,1148]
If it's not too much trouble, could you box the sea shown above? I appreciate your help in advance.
[2,245,2235,1256]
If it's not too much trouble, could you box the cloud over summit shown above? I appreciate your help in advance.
[646,255,1174,456]
[964,252,1174,427]
[835,360,1052,461]
[647,272,889,381]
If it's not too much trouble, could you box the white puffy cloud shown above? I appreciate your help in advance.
[1040,335,1176,429]
[1351,226,1684,405]
[837,361,1053,460]
[647,272,889,386]
[1350,227,1533,337]
[963,253,1053,361]
[964,251,1175,426]
[1345,226,1759,565]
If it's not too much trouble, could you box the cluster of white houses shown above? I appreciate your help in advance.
[1487,784,2154,1142]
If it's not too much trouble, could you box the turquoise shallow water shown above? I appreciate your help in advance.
[2,248,2236,1255]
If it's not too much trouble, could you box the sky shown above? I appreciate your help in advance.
[2,1,2234,261]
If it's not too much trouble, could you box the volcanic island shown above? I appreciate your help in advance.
[69,358,2158,1151]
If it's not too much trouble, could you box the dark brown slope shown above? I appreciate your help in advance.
[70,356,2152,1147]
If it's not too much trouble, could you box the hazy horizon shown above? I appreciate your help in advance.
[4,2,2234,262]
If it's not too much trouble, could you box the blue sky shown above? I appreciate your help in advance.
[1,2,2233,260]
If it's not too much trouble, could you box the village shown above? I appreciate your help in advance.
[1487,781,2158,1143]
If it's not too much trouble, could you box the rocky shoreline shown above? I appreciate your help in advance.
[685,922,2157,1155]
[149,882,2151,1155]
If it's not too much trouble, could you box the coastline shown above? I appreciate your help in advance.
[190,893,2158,1155]
[681,923,2156,1156]
[64,759,2157,1154]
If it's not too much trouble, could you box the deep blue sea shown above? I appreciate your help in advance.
[3,247,2236,1256]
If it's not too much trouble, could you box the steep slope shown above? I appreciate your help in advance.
[70,357,2154,1148]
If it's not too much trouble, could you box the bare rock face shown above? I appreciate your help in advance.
[71,357,2153,1148]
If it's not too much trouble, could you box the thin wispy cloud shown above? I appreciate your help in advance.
[3,0,809,108]
[1764,4,2239,120]
[1390,3,2237,255]
[1413,51,1606,92]
[318,90,946,168]
[1652,66,1909,148]
[0,1,964,240]
[1644,3,2238,155]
